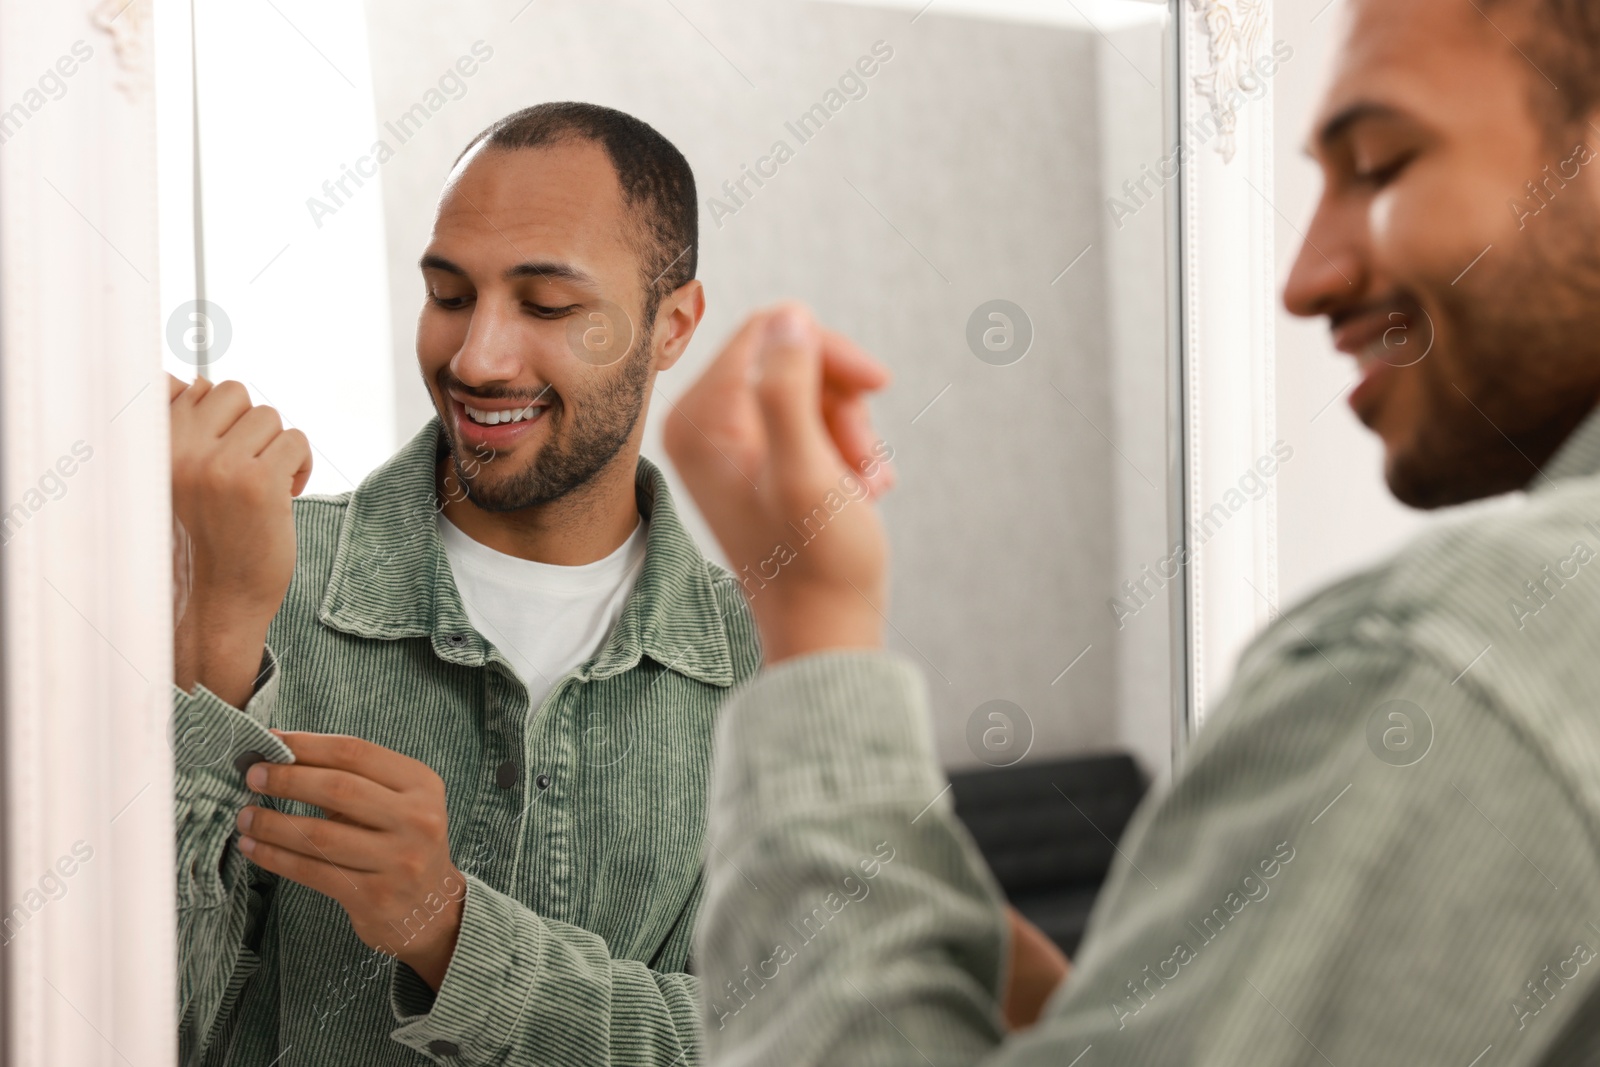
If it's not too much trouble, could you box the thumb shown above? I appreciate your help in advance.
[754,305,838,487]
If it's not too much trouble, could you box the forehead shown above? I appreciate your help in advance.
[431,140,633,269]
[1313,0,1538,147]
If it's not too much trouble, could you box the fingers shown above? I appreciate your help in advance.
[754,305,841,488]
[239,805,389,872]
[237,835,361,902]
[760,307,891,480]
[670,302,897,518]
[664,316,762,453]
[174,383,314,498]
[228,404,287,458]
[663,314,769,510]
[168,373,192,402]
[822,393,895,499]
[186,379,254,439]
[816,326,894,496]
[171,375,213,409]
[690,311,768,396]
[247,762,400,830]
[819,328,892,392]
[261,428,314,497]
[271,730,433,793]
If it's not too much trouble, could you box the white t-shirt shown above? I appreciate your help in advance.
[437,513,649,710]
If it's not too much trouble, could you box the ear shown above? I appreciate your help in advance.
[650,279,706,374]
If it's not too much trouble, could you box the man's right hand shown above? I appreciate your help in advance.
[663,304,894,664]
[169,375,312,708]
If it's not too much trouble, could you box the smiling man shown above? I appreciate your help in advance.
[663,0,1600,1064]
[169,103,759,1067]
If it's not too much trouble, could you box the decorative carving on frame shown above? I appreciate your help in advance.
[92,0,151,94]
[1186,0,1269,163]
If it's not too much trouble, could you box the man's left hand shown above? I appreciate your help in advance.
[236,731,466,990]
[1001,906,1071,1030]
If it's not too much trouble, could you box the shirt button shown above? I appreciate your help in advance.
[445,633,468,648]
[535,773,551,791]
[426,1038,461,1056]
[494,760,519,790]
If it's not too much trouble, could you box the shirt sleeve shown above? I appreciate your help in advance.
[695,651,1010,1067]
[387,873,701,1065]
[173,646,296,1064]
[697,644,1600,1066]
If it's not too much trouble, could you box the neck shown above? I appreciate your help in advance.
[436,447,642,565]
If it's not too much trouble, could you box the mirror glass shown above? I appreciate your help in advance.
[159,0,1179,985]
[164,0,1178,776]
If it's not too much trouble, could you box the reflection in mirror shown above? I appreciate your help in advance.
[158,0,1178,1061]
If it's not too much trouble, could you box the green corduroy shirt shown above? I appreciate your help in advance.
[698,408,1600,1065]
[172,419,760,1066]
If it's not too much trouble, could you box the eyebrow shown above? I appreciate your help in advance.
[1306,101,1408,155]
[418,253,599,288]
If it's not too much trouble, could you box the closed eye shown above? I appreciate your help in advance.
[524,301,581,319]
[1352,151,1416,189]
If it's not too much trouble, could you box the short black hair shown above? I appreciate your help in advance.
[456,102,698,329]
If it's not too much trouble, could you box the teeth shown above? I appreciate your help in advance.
[465,403,543,426]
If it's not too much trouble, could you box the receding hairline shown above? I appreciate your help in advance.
[444,134,622,197]
[438,137,647,249]
[451,125,605,172]
[447,102,700,328]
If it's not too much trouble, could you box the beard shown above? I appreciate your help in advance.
[435,338,653,512]
[1385,177,1600,509]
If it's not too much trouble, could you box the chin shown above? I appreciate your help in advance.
[1383,437,1538,511]
[456,474,529,513]
[1384,460,1460,510]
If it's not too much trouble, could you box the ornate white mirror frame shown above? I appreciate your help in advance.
[1170,0,1280,756]
[0,0,175,1061]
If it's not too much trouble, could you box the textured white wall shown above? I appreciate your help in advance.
[1099,24,1174,782]
[362,0,1171,772]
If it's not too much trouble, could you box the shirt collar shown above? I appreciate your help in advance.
[316,418,737,688]
[1538,404,1600,488]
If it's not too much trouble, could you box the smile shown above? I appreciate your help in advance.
[462,402,549,426]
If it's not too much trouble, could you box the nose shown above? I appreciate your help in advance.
[450,298,523,389]
[1282,190,1364,320]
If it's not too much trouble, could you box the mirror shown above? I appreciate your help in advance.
[155,0,1182,1057]
[165,0,1179,773]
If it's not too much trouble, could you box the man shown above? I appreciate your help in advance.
[170,102,761,1066]
[666,0,1600,1062]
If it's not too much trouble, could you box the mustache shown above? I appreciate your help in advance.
[1327,292,1421,332]
[436,370,558,407]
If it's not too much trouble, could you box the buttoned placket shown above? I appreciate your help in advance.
[456,634,583,919]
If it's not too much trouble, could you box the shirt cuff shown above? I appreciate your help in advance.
[388,873,541,1063]
[711,650,946,847]
[171,644,295,805]
[171,645,295,909]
